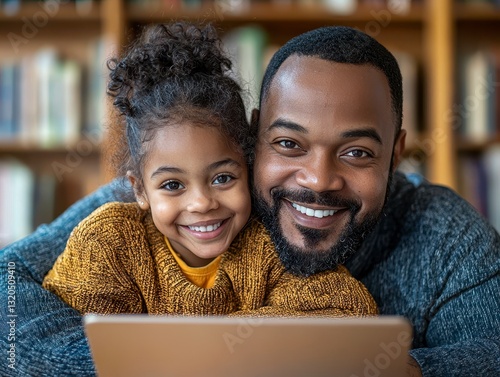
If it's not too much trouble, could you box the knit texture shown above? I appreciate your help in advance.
[42,202,378,317]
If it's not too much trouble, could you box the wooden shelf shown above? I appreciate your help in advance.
[127,2,425,24]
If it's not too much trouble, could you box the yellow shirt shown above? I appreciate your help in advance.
[165,237,221,289]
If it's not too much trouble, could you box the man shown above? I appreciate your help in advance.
[1,26,499,377]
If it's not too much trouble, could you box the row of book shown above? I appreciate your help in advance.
[0,39,106,148]
[0,159,50,247]
[0,157,102,248]
[458,145,500,233]
[457,47,500,144]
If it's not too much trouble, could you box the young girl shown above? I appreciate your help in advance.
[43,22,377,317]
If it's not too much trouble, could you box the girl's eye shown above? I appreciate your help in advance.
[162,181,184,191]
[279,140,299,149]
[213,174,233,185]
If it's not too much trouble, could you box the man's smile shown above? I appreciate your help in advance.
[290,202,339,218]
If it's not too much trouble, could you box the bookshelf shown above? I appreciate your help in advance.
[1,0,500,246]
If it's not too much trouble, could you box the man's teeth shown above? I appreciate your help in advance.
[188,222,221,232]
[291,203,337,218]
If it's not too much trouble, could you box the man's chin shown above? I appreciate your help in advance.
[253,187,380,276]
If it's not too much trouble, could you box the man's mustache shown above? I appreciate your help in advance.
[268,188,361,211]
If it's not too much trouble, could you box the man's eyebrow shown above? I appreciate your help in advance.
[341,128,383,145]
[268,118,308,134]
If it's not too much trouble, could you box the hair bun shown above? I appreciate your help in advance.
[107,22,231,116]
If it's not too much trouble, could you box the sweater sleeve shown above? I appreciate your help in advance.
[266,265,378,316]
[42,204,144,315]
[232,266,378,318]
[409,224,500,377]
[361,181,500,377]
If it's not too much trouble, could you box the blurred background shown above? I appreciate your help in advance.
[1,0,499,246]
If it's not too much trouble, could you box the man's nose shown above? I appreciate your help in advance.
[186,188,219,213]
[295,153,344,193]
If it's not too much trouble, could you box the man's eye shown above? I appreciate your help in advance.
[213,174,233,185]
[162,181,184,191]
[345,149,370,158]
[278,140,299,149]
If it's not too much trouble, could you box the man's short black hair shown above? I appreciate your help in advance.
[259,26,403,134]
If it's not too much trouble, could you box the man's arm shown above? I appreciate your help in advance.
[351,175,500,377]
[408,188,500,377]
[0,179,131,376]
[409,275,500,376]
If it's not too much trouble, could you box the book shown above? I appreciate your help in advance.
[483,145,500,233]
[0,48,86,148]
[0,159,35,247]
[459,49,496,143]
[223,26,268,119]
[85,38,107,141]
[35,48,59,148]
[458,155,489,218]
[0,63,17,140]
[322,0,358,14]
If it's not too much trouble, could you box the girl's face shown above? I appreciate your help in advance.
[132,123,251,267]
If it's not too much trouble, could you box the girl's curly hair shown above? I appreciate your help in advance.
[107,22,253,187]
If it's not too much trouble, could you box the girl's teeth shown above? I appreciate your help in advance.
[291,203,337,218]
[189,222,221,232]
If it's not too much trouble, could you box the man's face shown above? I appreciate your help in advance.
[253,56,405,276]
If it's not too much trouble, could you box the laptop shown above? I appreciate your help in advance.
[83,314,412,377]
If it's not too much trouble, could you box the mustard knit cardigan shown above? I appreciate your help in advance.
[43,202,378,317]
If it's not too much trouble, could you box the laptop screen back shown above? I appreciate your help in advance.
[84,314,412,377]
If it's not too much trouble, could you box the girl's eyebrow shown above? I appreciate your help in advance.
[150,159,242,179]
[150,166,183,179]
[206,158,242,172]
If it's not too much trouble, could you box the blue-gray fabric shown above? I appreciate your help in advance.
[1,172,499,376]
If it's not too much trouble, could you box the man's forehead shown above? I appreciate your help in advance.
[258,55,394,138]
[269,55,386,93]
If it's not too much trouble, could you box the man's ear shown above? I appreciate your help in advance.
[391,129,407,172]
[127,171,150,210]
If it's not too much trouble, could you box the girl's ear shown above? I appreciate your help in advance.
[127,171,150,210]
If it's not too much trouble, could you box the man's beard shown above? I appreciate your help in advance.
[253,175,392,277]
